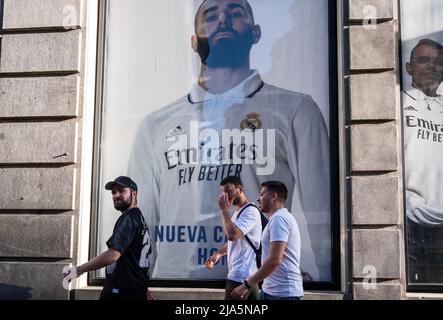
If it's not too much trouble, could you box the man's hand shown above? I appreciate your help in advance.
[205,253,221,270]
[63,266,77,280]
[63,265,85,281]
[217,192,233,212]
[62,265,79,289]
[231,283,249,300]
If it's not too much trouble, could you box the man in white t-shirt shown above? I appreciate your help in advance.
[205,176,262,300]
[403,38,443,283]
[232,180,303,300]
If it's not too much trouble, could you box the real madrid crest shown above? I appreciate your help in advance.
[240,113,262,131]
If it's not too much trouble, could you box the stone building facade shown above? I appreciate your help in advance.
[0,0,437,300]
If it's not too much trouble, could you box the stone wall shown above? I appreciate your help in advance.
[347,0,405,299]
[0,0,84,300]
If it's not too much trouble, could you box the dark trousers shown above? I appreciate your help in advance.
[407,219,443,284]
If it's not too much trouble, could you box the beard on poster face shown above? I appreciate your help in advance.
[196,26,254,68]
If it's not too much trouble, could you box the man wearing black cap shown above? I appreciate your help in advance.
[64,176,153,300]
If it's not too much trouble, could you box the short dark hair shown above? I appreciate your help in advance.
[194,0,255,33]
[410,39,443,61]
[261,181,288,202]
[220,175,243,187]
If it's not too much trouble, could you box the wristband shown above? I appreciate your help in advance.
[244,280,251,289]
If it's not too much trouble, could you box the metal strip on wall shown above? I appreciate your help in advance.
[0,0,3,60]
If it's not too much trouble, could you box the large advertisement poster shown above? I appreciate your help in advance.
[96,0,332,283]
[401,0,443,286]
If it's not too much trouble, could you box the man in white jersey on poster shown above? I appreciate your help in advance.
[403,38,443,283]
[128,0,330,281]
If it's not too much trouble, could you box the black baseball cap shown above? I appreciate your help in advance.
[105,176,138,192]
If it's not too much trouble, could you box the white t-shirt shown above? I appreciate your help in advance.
[128,71,330,280]
[403,89,443,224]
[261,208,303,298]
[227,203,262,283]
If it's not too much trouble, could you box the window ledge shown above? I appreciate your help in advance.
[72,287,344,300]
[406,292,443,300]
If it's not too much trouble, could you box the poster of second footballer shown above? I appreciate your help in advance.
[401,0,443,286]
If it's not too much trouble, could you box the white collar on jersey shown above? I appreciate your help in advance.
[188,69,264,103]
[404,87,443,102]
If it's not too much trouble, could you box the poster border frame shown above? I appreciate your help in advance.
[399,0,443,294]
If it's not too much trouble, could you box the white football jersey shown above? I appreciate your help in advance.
[128,71,331,280]
[403,89,443,224]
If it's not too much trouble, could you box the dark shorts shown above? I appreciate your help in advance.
[407,219,443,284]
